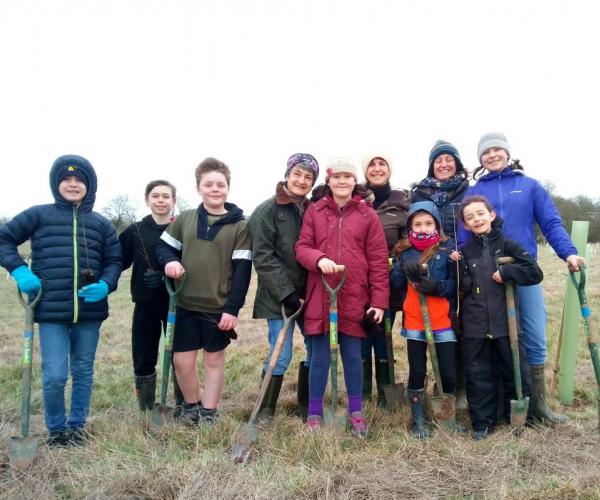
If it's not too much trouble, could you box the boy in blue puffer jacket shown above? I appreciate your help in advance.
[0,155,121,447]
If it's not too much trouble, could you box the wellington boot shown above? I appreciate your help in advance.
[135,372,157,412]
[362,357,373,402]
[256,374,284,424]
[374,359,391,409]
[529,364,568,426]
[295,361,310,420]
[435,393,466,433]
[408,388,429,440]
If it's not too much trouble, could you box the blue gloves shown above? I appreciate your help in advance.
[11,265,41,294]
[78,280,109,303]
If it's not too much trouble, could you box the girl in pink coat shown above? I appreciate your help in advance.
[295,157,389,437]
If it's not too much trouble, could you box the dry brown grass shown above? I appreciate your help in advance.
[0,245,599,499]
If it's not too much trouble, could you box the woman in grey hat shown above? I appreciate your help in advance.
[458,131,585,426]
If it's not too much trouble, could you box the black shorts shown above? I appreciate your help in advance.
[173,307,231,353]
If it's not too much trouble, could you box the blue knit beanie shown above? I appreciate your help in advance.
[428,140,464,177]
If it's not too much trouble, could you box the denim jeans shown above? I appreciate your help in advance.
[516,283,547,366]
[38,321,101,432]
[264,317,311,376]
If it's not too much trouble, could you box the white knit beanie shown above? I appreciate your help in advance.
[325,157,358,181]
[361,154,393,179]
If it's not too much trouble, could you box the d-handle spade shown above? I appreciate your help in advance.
[231,303,304,464]
[149,274,187,430]
[9,286,42,473]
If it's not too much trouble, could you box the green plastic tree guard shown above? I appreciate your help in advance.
[558,221,589,405]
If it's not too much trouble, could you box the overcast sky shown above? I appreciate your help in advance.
[1,0,598,219]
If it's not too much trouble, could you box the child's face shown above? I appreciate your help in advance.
[146,185,175,216]
[462,201,496,235]
[411,212,436,234]
[197,171,229,211]
[481,147,509,172]
[59,175,87,204]
[328,172,356,200]
[286,166,314,197]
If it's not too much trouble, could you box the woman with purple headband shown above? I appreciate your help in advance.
[247,153,320,421]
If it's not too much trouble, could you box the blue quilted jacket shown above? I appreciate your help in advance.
[0,155,122,323]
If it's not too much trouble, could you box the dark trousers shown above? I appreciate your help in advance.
[463,336,532,431]
[132,300,169,377]
[407,339,456,393]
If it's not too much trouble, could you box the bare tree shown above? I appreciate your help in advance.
[102,195,139,233]
[175,195,191,215]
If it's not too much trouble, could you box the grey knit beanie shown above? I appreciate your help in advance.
[477,132,511,163]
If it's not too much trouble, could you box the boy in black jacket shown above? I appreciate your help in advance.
[119,180,181,412]
[457,195,542,439]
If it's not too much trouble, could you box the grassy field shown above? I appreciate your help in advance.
[1,246,599,499]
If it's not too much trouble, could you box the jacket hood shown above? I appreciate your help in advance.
[49,154,97,211]
[407,200,442,228]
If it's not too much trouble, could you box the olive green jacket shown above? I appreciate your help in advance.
[247,182,309,319]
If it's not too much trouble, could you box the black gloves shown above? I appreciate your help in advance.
[143,269,164,289]
[360,305,382,335]
[282,292,302,314]
[414,277,440,296]
[402,260,424,282]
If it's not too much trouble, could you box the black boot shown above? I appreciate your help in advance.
[408,388,429,439]
[179,401,202,426]
[256,374,284,424]
[375,359,391,409]
[296,361,310,420]
[362,357,373,402]
[529,364,568,425]
[135,372,156,412]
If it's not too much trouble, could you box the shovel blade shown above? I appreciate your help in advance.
[9,436,39,472]
[231,423,259,464]
[383,382,405,411]
[323,406,347,429]
[149,403,174,429]
[510,396,530,431]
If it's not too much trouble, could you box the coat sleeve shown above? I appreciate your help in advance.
[531,180,578,261]
[224,222,252,316]
[248,203,296,301]
[156,217,183,268]
[98,217,122,292]
[365,210,390,310]
[0,207,40,272]
[499,239,544,286]
[295,206,327,271]
[118,224,134,271]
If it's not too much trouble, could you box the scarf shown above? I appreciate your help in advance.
[414,174,466,207]
[408,230,440,251]
[368,182,392,210]
[282,183,308,217]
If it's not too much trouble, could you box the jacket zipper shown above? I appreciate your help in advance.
[73,205,79,323]
[482,235,493,338]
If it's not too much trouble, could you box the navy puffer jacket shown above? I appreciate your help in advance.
[0,155,122,323]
